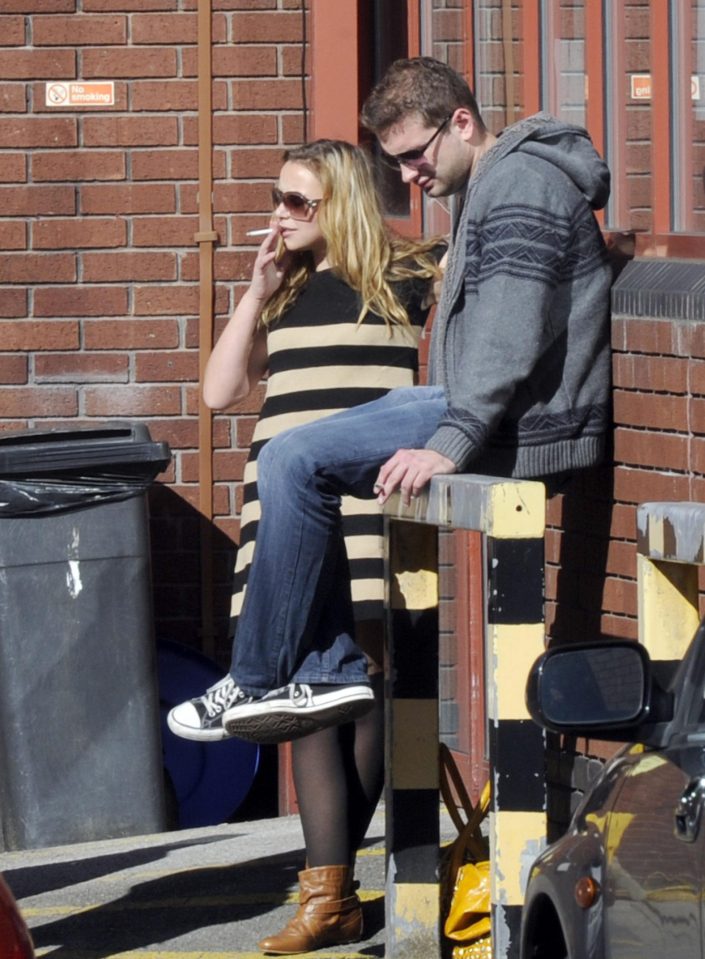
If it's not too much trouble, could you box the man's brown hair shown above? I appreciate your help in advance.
[361,57,483,135]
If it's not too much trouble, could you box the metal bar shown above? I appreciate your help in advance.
[196,0,216,657]
[502,0,517,122]
[670,0,694,231]
[464,0,476,91]
[636,502,705,664]
[522,0,542,115]
[383,474,546,959]
[650,0,672,234]
[485,533,546,959]
[584,0,605,228]
[383,473,545,539]
[385,519,440,959]
[604,0,629,230]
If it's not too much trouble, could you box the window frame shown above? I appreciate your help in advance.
[538,0,703,256]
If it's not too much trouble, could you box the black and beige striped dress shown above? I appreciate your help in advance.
[230,267,433,632]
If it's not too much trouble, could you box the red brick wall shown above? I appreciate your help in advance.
[0,0,308,661]
[546,309,705,646]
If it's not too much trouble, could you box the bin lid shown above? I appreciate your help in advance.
[0,422,171,476]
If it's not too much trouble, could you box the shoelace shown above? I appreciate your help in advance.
[203,678,241,717]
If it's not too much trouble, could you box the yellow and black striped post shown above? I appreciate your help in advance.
[383,474,546,959]
[636,501,705,667]
[385,515,440,957]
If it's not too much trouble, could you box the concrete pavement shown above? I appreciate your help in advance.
[0,807,402,959]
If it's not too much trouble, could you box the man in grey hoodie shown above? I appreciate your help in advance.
[364,56,612,493]
[169,57,612,744]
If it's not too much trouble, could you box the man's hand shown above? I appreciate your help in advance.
[374,449,457,507]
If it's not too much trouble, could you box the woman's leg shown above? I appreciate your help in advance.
[292,725,350,867]
[256,627,384,953]
[344,624,385,858]
[293,624,385,867]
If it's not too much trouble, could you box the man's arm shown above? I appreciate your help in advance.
[424,157,571,469]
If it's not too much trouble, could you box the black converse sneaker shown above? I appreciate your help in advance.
[167,675,254,742]
[222,682,374,744]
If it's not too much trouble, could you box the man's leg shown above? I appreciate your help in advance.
[168,386,446,743]
[230,386,446,689]
[224,530,376,744]
[229,458,362,694]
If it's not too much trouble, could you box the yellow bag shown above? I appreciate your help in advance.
[451,938,493,959]
[445,859,491,941]
[439,745,492,959]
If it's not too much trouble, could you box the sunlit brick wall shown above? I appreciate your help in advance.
[0,0,308,658]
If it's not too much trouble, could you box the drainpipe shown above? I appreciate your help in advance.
[502,0,516,123]
[194,0,217,658]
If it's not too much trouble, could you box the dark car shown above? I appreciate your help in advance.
[521,620,705,959]
[0,872,35,959]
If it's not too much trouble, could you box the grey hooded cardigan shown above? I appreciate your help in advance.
[426,112,613,480]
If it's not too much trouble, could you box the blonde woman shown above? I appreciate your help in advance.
[169,139,442,954]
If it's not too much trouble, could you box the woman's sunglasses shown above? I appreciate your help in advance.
[272,187,323,220]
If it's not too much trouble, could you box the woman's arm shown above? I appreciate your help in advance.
[202,290,270,409]
[202,230,288,410]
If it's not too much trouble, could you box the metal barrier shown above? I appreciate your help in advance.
[382,473,547,959]
[637,501,705,664]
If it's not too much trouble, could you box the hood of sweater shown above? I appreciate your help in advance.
[471,111,610,210]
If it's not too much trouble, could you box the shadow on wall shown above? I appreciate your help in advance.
[550,234,630,649]
[545,454,615,840]
[545,225,628,835]
[550,460,615,647]
[144,484,281,824]
[147,483,238,669]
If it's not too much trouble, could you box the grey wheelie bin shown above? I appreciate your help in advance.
[0,422,171,850]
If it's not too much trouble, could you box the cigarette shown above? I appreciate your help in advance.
[246,228,274,237]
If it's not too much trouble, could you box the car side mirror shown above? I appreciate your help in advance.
[526,640,657,740]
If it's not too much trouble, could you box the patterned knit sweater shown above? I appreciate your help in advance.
[426,112,612,479]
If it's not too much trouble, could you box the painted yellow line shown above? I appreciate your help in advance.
[23,890,384,918]
[35,952,377,959]
[355,845,384,857]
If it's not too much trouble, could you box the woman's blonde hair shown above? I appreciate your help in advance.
[260,139,443,329]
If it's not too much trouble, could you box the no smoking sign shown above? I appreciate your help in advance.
[45,82,115,108]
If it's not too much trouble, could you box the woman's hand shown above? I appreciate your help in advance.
[249,227,291,304]
[202,229,287,409]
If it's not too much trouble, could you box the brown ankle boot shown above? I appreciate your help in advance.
[258,864,363,955]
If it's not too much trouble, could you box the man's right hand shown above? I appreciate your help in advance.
[373,448,456,507]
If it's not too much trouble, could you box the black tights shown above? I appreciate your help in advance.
[292,672,384,868]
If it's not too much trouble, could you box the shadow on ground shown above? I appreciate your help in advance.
[7,832,386,958]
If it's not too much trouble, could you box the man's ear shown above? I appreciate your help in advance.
[451,107,477,142]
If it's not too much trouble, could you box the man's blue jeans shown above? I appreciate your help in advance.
[230,386,448,696]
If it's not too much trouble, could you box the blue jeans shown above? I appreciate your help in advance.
[230,386,448,696]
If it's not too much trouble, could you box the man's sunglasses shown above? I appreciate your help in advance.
[384,114,453,168]
[272,187,323,219]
